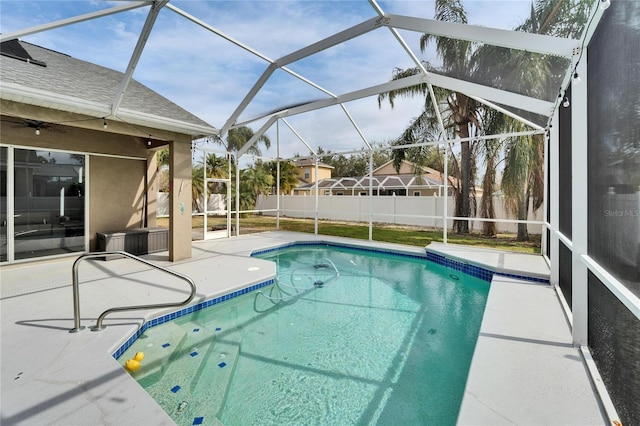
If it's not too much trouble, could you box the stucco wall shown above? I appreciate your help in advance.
[88,156,146,250]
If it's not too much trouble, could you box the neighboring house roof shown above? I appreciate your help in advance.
[294,174,445,192]
[292,157,334,169]
[0,39,218,138]
[373,159,447,183]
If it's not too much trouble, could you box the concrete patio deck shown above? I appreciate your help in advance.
[1,231,607,425]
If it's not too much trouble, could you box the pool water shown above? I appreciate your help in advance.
[120,245,490,425]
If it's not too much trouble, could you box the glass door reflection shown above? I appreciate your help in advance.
[13,149,85,260]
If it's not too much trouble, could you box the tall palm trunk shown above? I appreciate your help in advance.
[516,194,529,241]
[453,93,474,234]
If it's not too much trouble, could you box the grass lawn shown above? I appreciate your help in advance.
[156,215,541,254]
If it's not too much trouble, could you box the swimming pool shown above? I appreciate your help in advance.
[118,244,490,425]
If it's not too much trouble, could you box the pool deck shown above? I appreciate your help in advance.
[1,232,607,425]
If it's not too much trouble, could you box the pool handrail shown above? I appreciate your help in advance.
[69,250,196,333]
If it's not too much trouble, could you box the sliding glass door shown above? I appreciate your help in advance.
[1,146,86,262]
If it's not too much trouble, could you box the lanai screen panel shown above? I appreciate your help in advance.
[587,0,640,297]
[423,36,570,104]
[586,1,640,424]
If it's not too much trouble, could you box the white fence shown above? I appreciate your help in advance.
[156,192,226,217]
[256,194,544,234]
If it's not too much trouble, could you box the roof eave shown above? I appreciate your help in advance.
[0,82,219,138]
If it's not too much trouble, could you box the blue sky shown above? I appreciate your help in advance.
[1,1,535,160]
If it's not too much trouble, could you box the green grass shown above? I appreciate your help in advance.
[156,215,541,254]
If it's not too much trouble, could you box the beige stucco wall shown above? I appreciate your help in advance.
[88,156,146,250]
[168,139,192,261]
[297,165,332,184]
[2,105,193,261]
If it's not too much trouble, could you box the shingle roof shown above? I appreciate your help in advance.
[0,39,217,138]
[295,174,444,191]
[292,157,334,169]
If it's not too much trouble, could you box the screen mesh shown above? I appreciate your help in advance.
[588,273,640,425]
[586,2,640,424]
[558,241,572,310]
[587,0,640,297]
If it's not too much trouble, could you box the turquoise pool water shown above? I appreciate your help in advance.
[120,245,490,425]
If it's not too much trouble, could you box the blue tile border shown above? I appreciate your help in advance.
[112,278,274,360]
[425,251,549,285]
[251,241,429,262]
[253,241,549,285]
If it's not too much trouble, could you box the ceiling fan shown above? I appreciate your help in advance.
[10,118,66,134]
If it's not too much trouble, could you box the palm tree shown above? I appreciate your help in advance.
[477,109,505,236]
[502,126,544,241]
[191,165,205,212]
[264,160,299,194]
[379,0,480,234]
[233,163,273,212]
[156,148,169,168]
[204,153,229,179]
[470,0,592,240]
[217,126,271,158]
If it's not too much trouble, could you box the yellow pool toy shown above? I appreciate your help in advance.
[125,352,144,372]
[125,359,141,372]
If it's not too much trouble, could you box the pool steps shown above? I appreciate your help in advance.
[126,322,188,384]
[125,317,242,424]
[192,330,242,419]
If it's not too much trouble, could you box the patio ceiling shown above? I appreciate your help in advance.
[0,0,595,158]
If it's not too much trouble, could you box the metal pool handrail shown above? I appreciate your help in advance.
[69,251,196,333]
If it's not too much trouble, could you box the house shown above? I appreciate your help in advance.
[0,39,218,263]
[291,157,334,195]
[294,159,456,197]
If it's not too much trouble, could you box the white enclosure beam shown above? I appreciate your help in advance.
[112,0,168,115]
[276,17,383,68]
[220,16,384,135]
[549,111,560,289]
[220,64,278,136]
[468,95,544,130]
[571,58,588,346]
[386,14,578,58]
[340,104,372,150]
[0,2,152,42]
[245,71,552,124]
[369,1,448,138]
[236,115,277,158]
[166,3,272,62]
[428,73,554,116]
[280,118,316,156]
